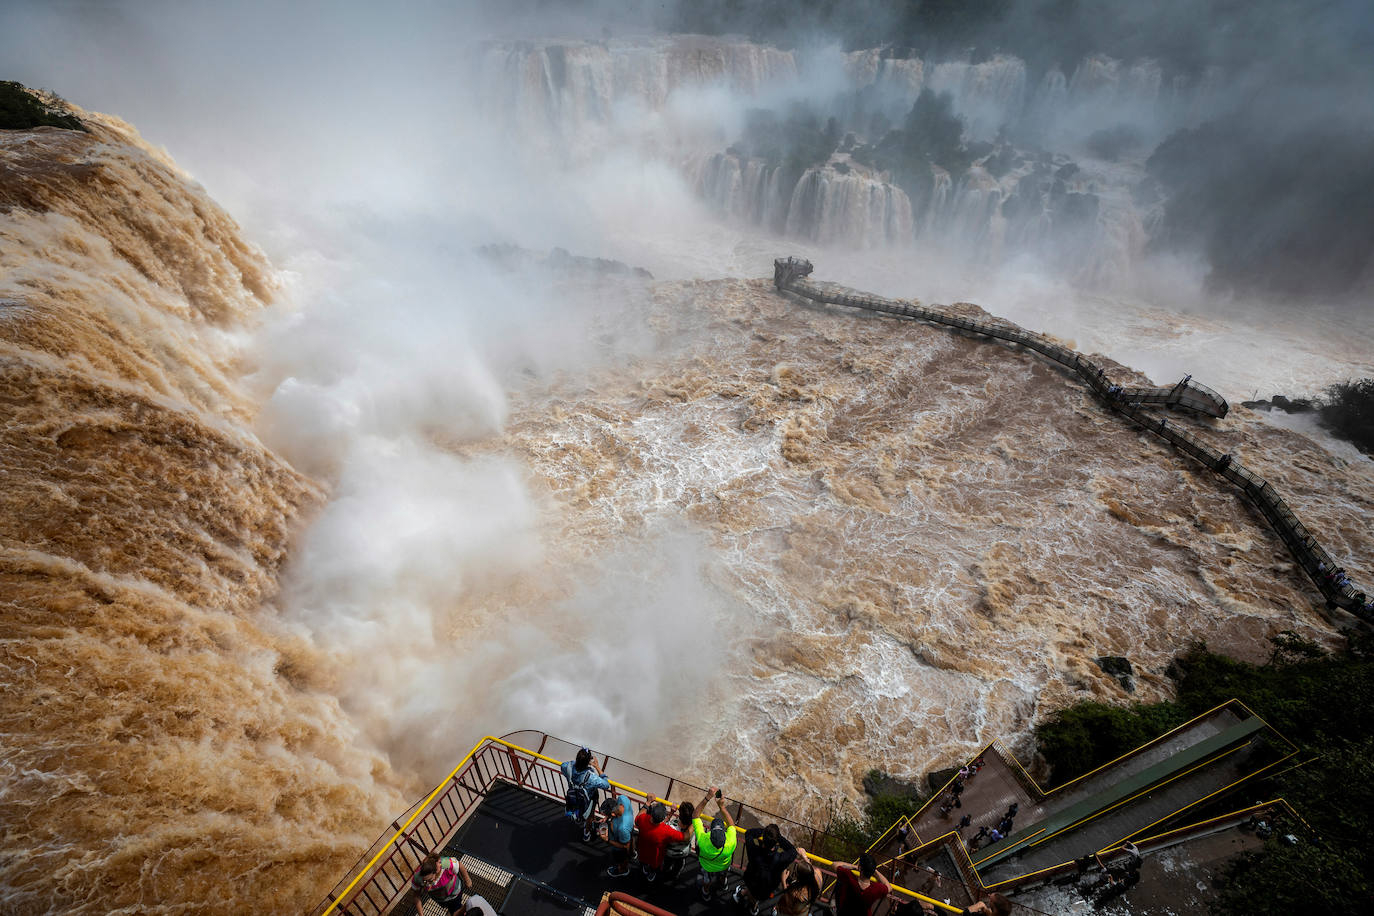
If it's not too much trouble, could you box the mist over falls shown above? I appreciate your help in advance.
[1,2,1373,914]
[480,30,1374,299]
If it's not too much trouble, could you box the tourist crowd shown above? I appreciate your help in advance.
[418,746,1016,916]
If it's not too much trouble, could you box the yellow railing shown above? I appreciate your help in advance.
[887,699,1300,896]
[318,734,964,915]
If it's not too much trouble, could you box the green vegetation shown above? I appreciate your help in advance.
[821,769,928,856]
[1034,634,1374,915]
[1318,378,1374,456]
[0,81,85,132]
[736,103,840,180]
[850,88,969,206]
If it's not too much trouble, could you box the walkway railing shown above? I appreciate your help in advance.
[314,732,964,916]
[773,257,1370,622]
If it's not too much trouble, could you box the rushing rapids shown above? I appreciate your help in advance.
[0,115,409,914]
[1,36,1372,916]
[476,273,1371,825]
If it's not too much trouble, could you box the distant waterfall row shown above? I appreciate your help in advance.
[474,36,1216,279]
[476,38,1214,149]
[690,154,915,248]
[689,151,1142,283]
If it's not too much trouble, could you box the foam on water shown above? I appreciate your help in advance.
[3,21,1372,915]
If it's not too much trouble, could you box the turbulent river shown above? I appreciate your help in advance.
[1,33,1372,916]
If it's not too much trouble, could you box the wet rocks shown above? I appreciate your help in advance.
[1242,395,1315,414]
[926,766,961,795]
[1095,655,1136,692]
[864,769,925,803]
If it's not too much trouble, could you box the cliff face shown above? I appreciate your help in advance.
[0,109,406,915]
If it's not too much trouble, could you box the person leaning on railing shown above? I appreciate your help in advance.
[560,747,611,841]
[633,796,687,882]
[734,823,798,915]
[659,799,696,880]
[831,853,891,916]
[599,793,636,878]
[774,849,823,916]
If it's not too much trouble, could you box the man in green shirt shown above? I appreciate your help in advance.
[691,785,737,901]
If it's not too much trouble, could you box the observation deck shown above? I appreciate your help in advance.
[315,713,1303,916]
[312,731,968,916]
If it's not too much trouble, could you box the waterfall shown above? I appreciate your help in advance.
[785,166,915,248]
[471,35,1224,286]
[475,36,798,161]
[926,56,1029,141]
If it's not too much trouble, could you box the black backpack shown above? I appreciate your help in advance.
[565,770,592,821]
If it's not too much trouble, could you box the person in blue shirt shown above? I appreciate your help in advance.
[600,793,637,877]
[560,748,611,841]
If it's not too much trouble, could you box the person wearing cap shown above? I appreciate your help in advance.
[599,792,636,878]
[734,823,797,914]
[691,785,737,901]
[634,796,687,881]
[831,853,890,916]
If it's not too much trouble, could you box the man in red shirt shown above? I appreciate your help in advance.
[831,853,891,916]
[634,798,687,881]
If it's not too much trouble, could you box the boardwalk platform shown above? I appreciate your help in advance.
[877,702,1295,894]
[414,781,737,916]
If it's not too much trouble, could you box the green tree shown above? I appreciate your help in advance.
[1318,378,1374,455]
[1032,635,1374,915]
[0,81,85,132]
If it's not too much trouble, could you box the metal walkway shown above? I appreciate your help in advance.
[773,256,1371,622]
[880,701,1298,896]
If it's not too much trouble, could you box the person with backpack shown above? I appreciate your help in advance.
[734,823,797,915]
[634,799,687,882]
[660,800,696,881]
[411,852,472,914]
[691,785,737,901]
[560,747,611,841]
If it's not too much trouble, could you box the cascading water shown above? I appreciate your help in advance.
[473,35,1220,281]
[0,113,410,915]
[784,166,915,247]
[2,11,1372,916]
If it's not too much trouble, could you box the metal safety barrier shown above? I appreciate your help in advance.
[314,732,964,916]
